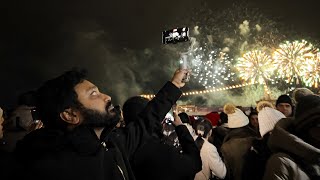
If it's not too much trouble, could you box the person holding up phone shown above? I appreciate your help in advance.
[14,68,201,180]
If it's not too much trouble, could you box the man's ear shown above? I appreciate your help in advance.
[60,108,80,125]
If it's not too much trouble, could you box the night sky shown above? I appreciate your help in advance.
[1,0,320,109]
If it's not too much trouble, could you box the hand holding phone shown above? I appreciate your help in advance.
[171,69,190,88]
[162,27,191,83]
[179,53,190,83]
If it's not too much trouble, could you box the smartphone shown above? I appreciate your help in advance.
[162,27,189,44]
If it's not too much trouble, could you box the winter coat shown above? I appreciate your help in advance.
[14,81,183,180]
[0,139,17,180]
[132,125,202,180]
[220,126,259,180]
[263,118,320,180]
[211,124,230,156]
[242,135,272,180]
[194,138,226,180]
[15,126,131,180]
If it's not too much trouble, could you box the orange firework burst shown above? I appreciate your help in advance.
[272,40,318,84]
[236,50,276,84]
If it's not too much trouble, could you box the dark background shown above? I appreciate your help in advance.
[1,0,319,108]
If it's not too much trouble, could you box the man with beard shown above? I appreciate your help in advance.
[14,68,194,180]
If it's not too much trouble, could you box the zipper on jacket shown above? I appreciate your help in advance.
[117,165,126,180]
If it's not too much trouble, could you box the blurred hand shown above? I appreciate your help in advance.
[29,120,44,132]
[172,111,183,127]
[171,69,191,88]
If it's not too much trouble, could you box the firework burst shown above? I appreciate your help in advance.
[273,40,318,84]
[188,2,286,57]
[302,52,320,87]
[190,44,237,89]
[236,50,276,84]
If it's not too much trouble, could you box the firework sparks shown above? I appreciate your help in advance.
[272,40,318,84]
[302,52,320,87]
[190,44,237,89]
[236,50,276,84]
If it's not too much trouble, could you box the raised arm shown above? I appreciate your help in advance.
[138,69,189,136]
[121,69,190,157]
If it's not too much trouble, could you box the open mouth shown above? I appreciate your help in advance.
[107,104,114,111]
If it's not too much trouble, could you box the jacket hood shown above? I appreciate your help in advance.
[268,118,320,168]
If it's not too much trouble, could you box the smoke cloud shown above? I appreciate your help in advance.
[2,0,318,110]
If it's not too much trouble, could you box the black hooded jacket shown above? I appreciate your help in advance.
[14,82,200,180]
[15,126,129,180]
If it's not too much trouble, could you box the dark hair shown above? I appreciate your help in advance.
[122,96,149,125]
[195,119,212,150]
[248,111,258,119]
[178,112,190,124]
[36,69,87,129]
[18,91,37,106]
[122,96,164,138]
[219,111,228,125]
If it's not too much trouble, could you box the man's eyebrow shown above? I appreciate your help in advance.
[86,85,98,93]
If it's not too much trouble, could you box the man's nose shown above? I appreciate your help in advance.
[102,93,111,102]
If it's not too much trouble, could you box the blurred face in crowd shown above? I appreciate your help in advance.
[74,80,121,128]
[249,114,259,129]
[276,103,292,117]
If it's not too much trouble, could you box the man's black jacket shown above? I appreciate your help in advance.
[14,82,201,180]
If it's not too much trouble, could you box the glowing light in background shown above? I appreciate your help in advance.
[158,2,320,104]
[303,52,320,88]
[140,81,257,98]
[272,40,318,84]
[236,50,276,84]
[189,44,237,89]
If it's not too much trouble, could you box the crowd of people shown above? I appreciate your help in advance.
[0,69,319,180]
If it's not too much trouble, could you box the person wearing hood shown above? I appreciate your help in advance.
[14,68,194,180]
[292,87,314,104]
[242,101,286,180]
[263,95,320,180]
[220,103,259,180]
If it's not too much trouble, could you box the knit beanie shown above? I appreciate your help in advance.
[204,112,220,126]
[224,103,249,128]
[276,95,293,107]
[258,107,285,137]
[256,101,274,112]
